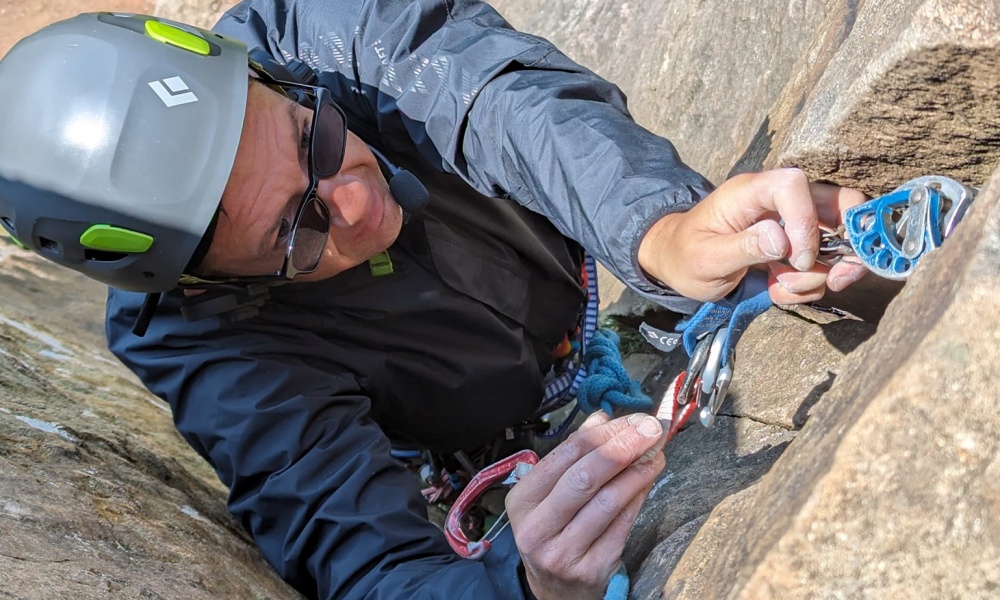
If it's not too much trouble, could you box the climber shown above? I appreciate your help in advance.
[0,2,869,599]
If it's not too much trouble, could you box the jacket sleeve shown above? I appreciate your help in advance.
[212,0,712,313]
[105,289,532,600]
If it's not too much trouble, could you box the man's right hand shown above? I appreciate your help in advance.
[505,411,667,599]
[637,168,870,305]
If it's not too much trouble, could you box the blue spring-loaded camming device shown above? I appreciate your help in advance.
[839,175,976,279]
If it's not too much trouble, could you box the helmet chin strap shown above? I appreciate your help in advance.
[132,293,161,337]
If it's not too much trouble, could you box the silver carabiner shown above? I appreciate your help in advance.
[698,328,728,402]
[677,332,714,406]
[892,175,977,242]
[699,360,733,428]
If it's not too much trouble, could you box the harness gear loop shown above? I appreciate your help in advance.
[535,254,600,428]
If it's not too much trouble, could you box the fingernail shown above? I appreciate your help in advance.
[762,230,784,260]
[792,250,815,271]
[831,270,864,291]
[775,272,807,294]
[635,415,662,438]
[581,411,609,430]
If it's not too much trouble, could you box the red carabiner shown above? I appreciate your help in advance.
[658,370,698,442]
[444,448,539,559]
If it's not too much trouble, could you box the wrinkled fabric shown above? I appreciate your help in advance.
[107,1,714,599]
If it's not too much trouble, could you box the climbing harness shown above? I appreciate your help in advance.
[650,174,978,432]
[533,253,603,439]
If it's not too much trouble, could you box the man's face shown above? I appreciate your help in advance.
[200,80,403,282]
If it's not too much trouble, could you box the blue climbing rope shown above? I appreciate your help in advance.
[576,329,653,416]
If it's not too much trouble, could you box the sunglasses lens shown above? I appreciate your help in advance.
[313,96,346,178]
[289,197,330,273]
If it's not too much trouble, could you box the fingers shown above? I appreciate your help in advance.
[526,480,654,594]
[826,260,868,292]
[507,414,664,543]
[578,409,611,431]
[574,482,652,581]
[556,444,664,557]
[700,169,817,277]
[751,169,820,271]
[507,413,647,512]
[809,181,868,225]
[509,413,666,599]
[637,167,870,304]
[767,263,828,304]
[732,218,789,265]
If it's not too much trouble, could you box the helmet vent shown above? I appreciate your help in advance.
[39,237,58,250]
[85,249,127,262]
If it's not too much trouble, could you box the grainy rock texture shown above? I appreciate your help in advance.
[488,0,841,186]
[625,1,1000,597]
[0,242,302,599]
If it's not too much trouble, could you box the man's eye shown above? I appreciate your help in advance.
[277,218,292,242]
[300,122,311,150]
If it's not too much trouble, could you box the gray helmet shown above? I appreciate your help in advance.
[0,12,248,292]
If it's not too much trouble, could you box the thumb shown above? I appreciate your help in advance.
[717,219,790,272]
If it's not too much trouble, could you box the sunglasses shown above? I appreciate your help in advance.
[180,80,347,287]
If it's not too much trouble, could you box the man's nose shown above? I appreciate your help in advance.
[315,176,366,228]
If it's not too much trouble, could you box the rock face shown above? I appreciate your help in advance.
[0,250,303,599]
[488,0,842,186]
[0,1,155,57]
[627,0,1000,597]
[153,0,228,29]
[491,0,1000,597]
